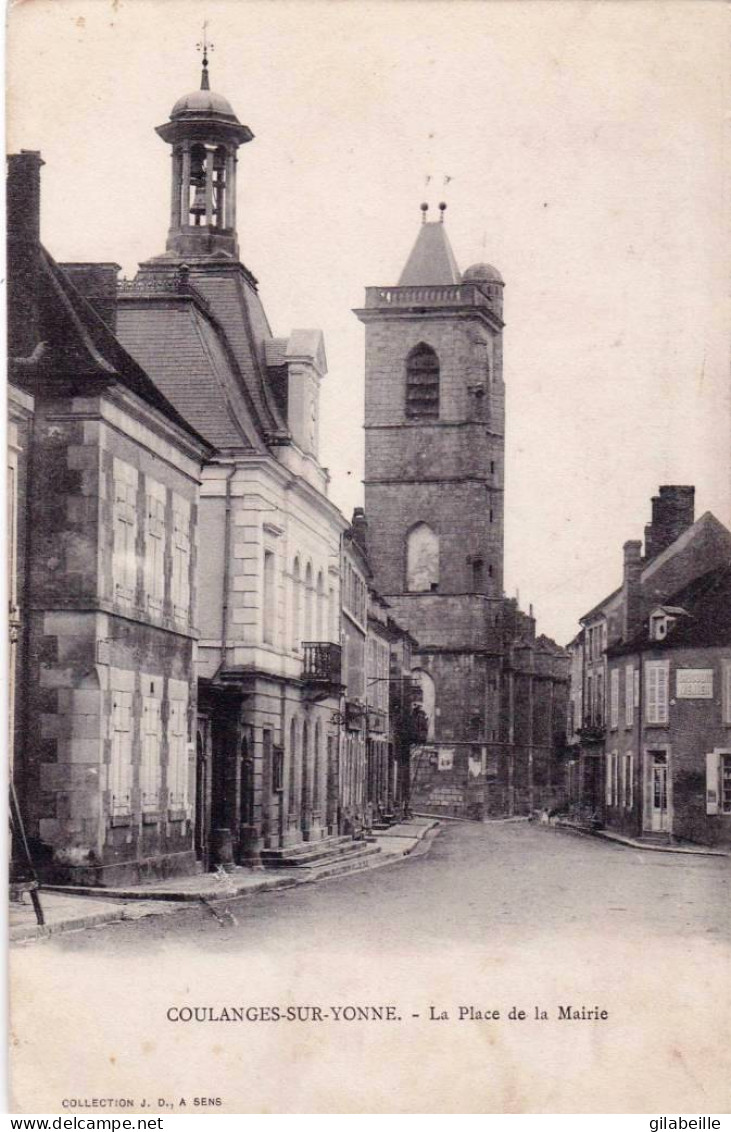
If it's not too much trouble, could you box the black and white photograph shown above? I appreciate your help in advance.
[6,0,731,1115]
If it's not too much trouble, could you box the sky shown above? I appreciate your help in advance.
[7,0,730,645]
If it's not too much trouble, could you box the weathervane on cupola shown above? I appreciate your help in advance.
[197,21,213,91]
[154,28,254,260]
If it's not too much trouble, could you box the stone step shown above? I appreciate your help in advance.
[261,835,366,868]
[296,843,382,874]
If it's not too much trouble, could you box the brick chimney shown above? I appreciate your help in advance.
[351,507,368,555]
[644,486,695,561]
[60,263,121,333]
[622,539,643,641]
[7,150,44,358]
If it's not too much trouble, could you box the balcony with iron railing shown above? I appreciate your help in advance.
[578,715,606,743]
[302,642,343,700]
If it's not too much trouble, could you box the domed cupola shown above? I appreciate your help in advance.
[463,261,505,316]
[155,43,253,260]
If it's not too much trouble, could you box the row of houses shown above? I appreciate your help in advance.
[7,65,426,887]
[565,486,731,848]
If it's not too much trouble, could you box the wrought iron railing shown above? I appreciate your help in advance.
[302,642,342,686]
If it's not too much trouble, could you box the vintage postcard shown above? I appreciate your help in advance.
[6,0,730,1115]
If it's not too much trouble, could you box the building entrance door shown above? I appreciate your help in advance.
[648,751,670,832]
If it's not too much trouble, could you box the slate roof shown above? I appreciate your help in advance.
[608,562,731,655]
[116,294,264,452]
[188,269,289,440]
[398,221,462,286]
[10,248,210,451]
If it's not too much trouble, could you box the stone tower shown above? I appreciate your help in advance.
[355,204,507,817]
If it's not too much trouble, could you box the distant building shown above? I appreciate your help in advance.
[7,151,212,886]
[605,564,731,846]
[355,206,568,818]
[569,487,731,844]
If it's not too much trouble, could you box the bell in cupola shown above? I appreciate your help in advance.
[190,185,207,219]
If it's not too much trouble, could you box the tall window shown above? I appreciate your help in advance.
[406,523,439,592]
[111,689,133,816]
[171,495,191,623]
[610,669,619,730]
[625,665,634,727]
[112,458,138,603]
[645,661,669,725]
[316,570,326,639]
[262,549,276,645]
[144,479,166,614]
[141,692,161,812]
[405,343,440,419]
[304,561,313,641]
[292,558,301,651]
[167,690,189,811]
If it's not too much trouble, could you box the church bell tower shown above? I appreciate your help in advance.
[155,44,253,260]
[356,204,507,817]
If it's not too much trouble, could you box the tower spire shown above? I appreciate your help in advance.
[197,22,214,91]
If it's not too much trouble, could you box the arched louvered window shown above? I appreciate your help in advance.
[405,343,440,420]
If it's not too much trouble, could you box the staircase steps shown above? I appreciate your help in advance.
[261,835,377,869]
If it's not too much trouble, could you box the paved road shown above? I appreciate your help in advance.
[15,821,731,1113]
[54,820,730,953]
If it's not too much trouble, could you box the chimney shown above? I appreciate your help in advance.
[60,263,121,333]
[622,539,643,640]
[351,507,368,555]
[7,150,45,358]
[644,485,695,562]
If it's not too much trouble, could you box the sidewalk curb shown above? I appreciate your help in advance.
[548,820,730,858]
[10,905,130,943]
[11,822,443,943]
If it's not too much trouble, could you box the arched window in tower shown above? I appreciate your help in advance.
[213,147,227,227]
[188,144,208,227]
[405,344,440,420]
[406,523,439,592]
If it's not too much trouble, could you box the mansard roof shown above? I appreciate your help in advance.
[117,261,291,453]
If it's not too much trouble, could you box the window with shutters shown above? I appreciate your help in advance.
[645,660,669,724]
[140,695,161,812]
[625,665,634,727]
[112,459,138,602]
[167,695,189,811]
[722,754,731,814]
[111,690,133,816]
[610,668,619,730]
[144,480,166,614]
[171,495,191,623]
[405,343,440,420]
[606,751,619,807]
[622,753,633,810]
[722,661,731,725]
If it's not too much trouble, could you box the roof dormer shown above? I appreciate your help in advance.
[649,605,688,642]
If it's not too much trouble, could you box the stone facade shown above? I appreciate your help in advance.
[8,151,211,885]
[357,226,568,818]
